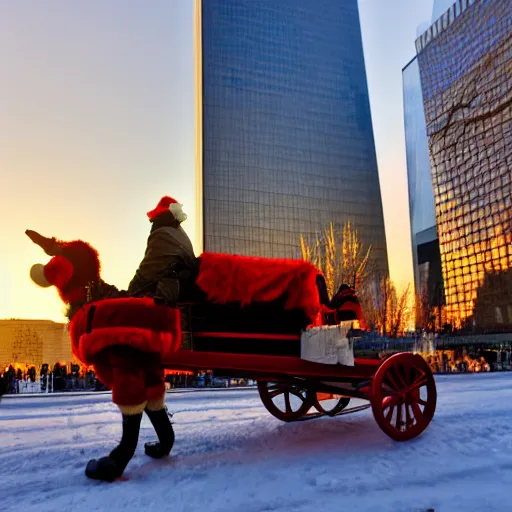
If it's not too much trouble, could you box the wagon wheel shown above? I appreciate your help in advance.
[307,390,351,416]
[371,352,436,441]
[257,380,312,422]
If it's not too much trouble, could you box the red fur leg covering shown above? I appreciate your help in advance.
[93,349,166,407]
[145,366,166,402]
[111,367,148,406]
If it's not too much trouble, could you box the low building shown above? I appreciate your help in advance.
[0,319,75,369]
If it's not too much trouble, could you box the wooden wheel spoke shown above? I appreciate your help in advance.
[384,372,401,392]
[288,389,307,402]
[407,376,429,393]
[268,389,283,399]
[408,366,417,385]
[407,368,426,384]
[385,405,395,421]
[284,392,292,413]
[405,403,413,427]
[410,400,423,421]
[381,383,399,396]
[395,403,402,430]
[417,398,428,406]
[393,366,408,389]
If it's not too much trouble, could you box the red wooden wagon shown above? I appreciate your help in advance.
[157,252,436,442]
[27,231,437,442]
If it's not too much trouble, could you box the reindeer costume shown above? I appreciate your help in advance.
[27,196,195,482]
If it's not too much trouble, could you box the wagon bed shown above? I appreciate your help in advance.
[161,309,437,442]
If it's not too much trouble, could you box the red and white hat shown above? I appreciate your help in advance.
[30,256,74,289]
[147,196,187,223]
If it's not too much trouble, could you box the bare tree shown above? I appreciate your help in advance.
[359,277,412,337]
[388,282,412,338]
[299,221,372,298]
[299,222,412,335]
[358,278,385,333]
[414,288,432,332]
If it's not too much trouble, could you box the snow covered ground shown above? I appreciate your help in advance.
[2,374,512,512]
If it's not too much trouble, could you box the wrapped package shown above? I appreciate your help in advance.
[300,322,354,366]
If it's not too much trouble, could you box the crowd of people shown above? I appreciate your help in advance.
[0,364,250,395]
[1,363,98,394]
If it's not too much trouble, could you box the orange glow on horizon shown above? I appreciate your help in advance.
[0,0,415,323]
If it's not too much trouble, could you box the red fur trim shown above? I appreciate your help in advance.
[78,327,175,365]
[111,369,148,406]
[146,382,166,401]
[44,256,74,289]
[196,253,321,320]
[86,297,179,332]
[69,297,182,365]
[63,287,86,306]
[92,351,166,406]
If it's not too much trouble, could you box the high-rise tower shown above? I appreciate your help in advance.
[196,0,388,273]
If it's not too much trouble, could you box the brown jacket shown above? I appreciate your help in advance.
[128,218,197,301]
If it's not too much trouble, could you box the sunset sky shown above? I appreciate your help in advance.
[1,0,434,323]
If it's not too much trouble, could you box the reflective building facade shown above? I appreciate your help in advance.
[415,0,512,329]
[403,56,442,311]
[199,0,388,270]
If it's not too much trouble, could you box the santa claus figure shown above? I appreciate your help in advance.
[128,196,198,304]
[26,195,193,482]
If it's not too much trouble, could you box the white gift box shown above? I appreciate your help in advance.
[300,322,355,366]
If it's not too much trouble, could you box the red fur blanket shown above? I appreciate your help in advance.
[196,253,321,320]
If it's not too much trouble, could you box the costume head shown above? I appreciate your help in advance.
[147,196,187,223]
[26,230,101,306]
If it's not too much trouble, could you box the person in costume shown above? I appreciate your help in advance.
[128,196,198,305]
[25,195,194,482]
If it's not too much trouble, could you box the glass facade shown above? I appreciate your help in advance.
[417,0,512,329]
[200,0,388,271]
[403,57,438,295]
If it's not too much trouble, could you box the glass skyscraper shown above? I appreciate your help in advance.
[413,0,512,330]
[403,56,440,309]
[197,0,388,271]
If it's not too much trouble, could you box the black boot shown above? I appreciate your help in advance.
[144,407,175,459]
[85,413,143,482]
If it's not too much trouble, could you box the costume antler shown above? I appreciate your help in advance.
[25,230,62,256]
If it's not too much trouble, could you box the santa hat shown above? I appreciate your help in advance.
[147,196,187,223]
[30,256,74,289]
